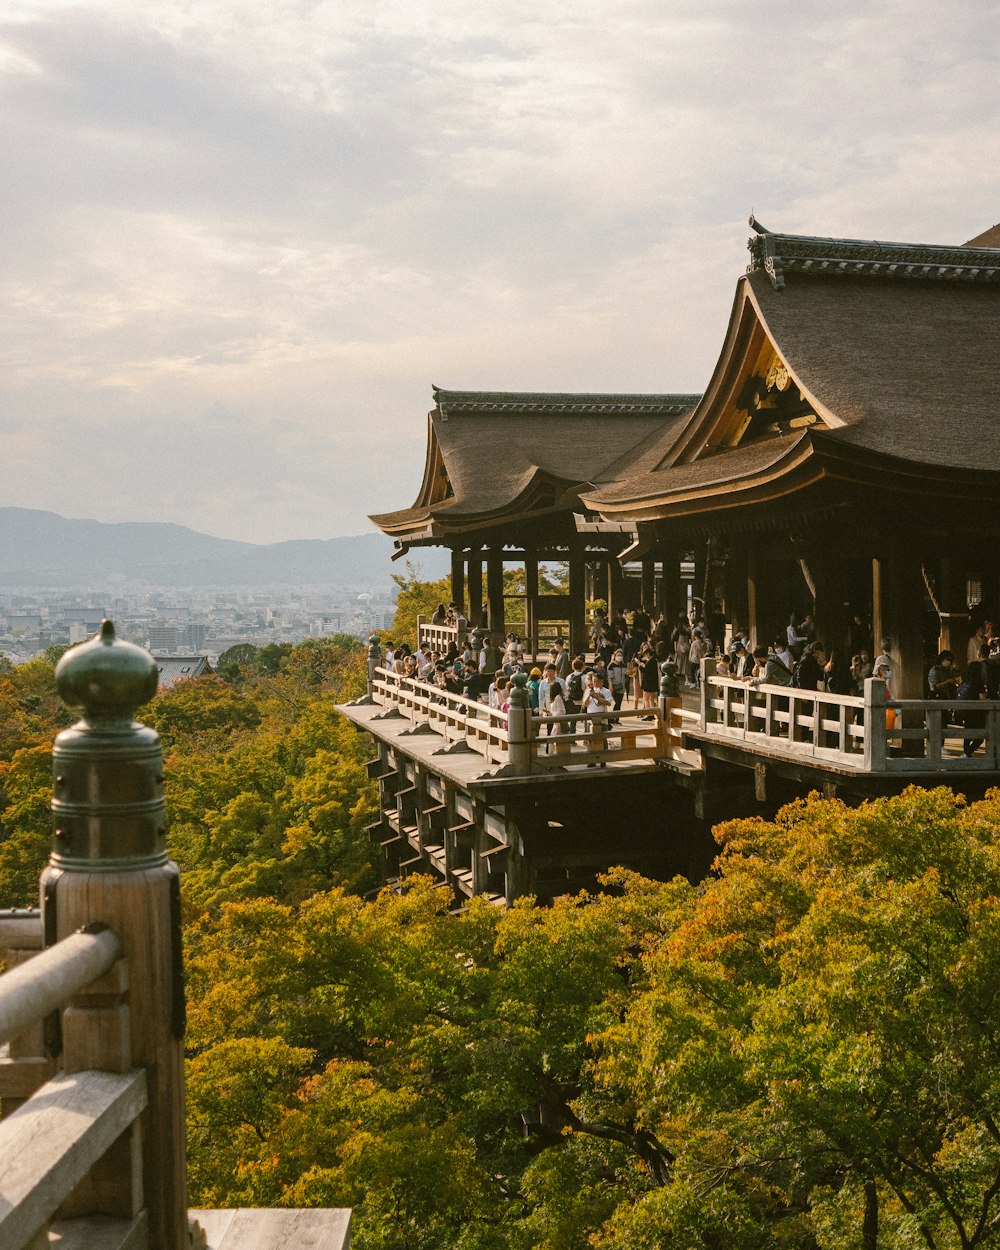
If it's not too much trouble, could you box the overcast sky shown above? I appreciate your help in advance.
[2,1,997,543]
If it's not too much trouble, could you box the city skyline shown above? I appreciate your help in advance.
[2,0,997,543]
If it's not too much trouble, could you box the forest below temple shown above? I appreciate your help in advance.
[3,581,1000,1250]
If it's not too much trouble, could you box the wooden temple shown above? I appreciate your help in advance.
[342,216,1000,904]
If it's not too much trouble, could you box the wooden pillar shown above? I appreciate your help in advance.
[450,548,465,613]
[467,552,484,629]
[873,541,926,700]
[747,551,761,650]
[726,547,750,643]
[568,546,587,656]
[525,553,539,659]
[658,546,681,625]
[486,551,505,641]
[608,552,626,621]
[641,558,656,611]
[811,551,850,654]
[937,556,970,659]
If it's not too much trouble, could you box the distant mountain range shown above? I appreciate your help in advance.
[0,509,447,587]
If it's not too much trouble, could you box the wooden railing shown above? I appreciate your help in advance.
[370,666,692,772]
[700,665,1000,773]
[416,617,466,654]
[0,924,150,1250]
[0,619,352,1250]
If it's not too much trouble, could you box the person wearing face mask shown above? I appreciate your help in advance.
[606,648,629,710]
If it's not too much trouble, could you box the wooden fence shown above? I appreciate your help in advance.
[700,663,1000,773]
[370,666,694,772]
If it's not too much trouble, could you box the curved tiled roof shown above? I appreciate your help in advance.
[370,389,701,537]
[748,267,1000,469]
[584,226,1000,519]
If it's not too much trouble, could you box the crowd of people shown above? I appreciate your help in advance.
[390,602,1000,757]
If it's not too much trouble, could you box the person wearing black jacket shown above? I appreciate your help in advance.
[795,643,826,691]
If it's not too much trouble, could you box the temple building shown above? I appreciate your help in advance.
[343,216,1000,905]
[374,217,1000,696]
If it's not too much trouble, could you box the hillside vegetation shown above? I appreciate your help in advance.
[4,641,1000,1248]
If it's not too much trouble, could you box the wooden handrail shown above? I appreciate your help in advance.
[0,928,121,1049]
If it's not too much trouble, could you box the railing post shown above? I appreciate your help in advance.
[39,621,189,1248]
[700,657,713,731]
[863,677,888,771]
[367,633,382,699]
[659,660,681,758]
[506,671,533,775]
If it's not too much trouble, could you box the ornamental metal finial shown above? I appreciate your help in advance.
[55,619,158,726]
[508,669,530,710]
[51,621,167,870]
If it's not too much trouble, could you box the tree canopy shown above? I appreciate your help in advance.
[181,786,1000,1250]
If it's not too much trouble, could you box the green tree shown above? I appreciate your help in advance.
[390,564,451,646]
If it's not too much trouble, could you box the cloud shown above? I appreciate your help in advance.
[0,0,997,541]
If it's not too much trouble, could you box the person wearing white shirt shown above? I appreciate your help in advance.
[583,671,613,759]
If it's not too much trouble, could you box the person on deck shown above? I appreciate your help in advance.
[607,649,629,710]
[637,641,661,711]
[824,648,853,696]
[583,670,614,759]
[872,640,893,695]
[752,646,793,688]
[795,643,826,691]
[526,667,542,710]
[928,651,961,700]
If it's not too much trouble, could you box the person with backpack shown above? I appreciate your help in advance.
[564,659,586,735]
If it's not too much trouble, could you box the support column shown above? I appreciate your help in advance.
[937,556,970,660]
[811,551,850,654]
[658,546,681,625]
[450,548,465,614]
[486,550,505,641]
[641,558,656,612]
[608,552,626,622]
[726,547,750,645]
[568,546,587,657]
[873,540,926,700]
[525,552,539,659]
[467,552,484,630]
[747,551,761,650]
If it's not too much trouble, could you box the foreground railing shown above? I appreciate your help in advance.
[0,622,351,1250]
[369,665,695,773]
[700,663,1000,773]
[0,926,150,1250]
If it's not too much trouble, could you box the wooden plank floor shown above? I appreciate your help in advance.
[337,697,696,790]
[191,1208,352,1249]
